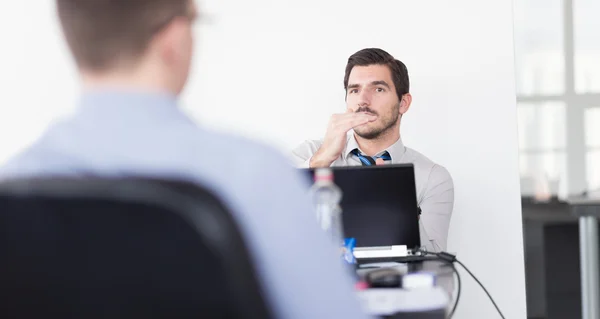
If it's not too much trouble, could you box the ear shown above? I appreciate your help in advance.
[399,93,412,115]
[153,17,189,65]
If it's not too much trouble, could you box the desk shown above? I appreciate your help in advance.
[525,197,600,318]
[356,260,456,319]
[522,198,579,318]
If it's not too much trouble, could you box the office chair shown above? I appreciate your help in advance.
[0,177,273,319]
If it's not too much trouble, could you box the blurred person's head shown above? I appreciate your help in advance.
[56,0,198,95]
[343,48,412,140]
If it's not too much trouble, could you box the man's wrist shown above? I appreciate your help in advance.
[309,150,335,168]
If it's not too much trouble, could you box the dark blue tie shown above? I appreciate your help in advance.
[351,149,391,166]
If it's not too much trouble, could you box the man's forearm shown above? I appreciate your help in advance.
[309,148,335,168]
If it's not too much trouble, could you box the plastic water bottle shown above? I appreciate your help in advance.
[309,168,344,246]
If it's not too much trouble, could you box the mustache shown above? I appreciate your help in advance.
[356,107,377,115]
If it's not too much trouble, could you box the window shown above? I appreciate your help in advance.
[518,102,566,150]
[513,0,564,96]
[517,102,567,196]
[514,0,600,198]
[585,107,600,192]
[574,0,600,93]
[587,150,600,192]
[585,107,600,148]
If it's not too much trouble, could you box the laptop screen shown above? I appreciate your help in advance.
[302,164,421,249]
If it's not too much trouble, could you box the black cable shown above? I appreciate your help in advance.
[414,251,460,318]
[418,249,504,319]
[447,262,461,319]
[431,256,460,319]
[454,259,505,319]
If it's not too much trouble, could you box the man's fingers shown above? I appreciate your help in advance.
[375,158,385,165]
[333,112,377,122]
[344,112,377,120]
[333,113,377,131]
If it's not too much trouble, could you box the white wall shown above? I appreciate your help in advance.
[187,1,526,318]
[0,2,79,164]
[0,1,526,318]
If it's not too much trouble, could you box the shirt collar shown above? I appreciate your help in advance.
[77,88,181,118]
[343,133,407,161]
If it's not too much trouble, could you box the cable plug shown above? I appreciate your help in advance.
[436,251,456,263]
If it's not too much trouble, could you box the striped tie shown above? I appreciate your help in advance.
[351,149,391,166]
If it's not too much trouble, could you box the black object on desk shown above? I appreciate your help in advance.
[356,255,439,265]
[366,268,403,288]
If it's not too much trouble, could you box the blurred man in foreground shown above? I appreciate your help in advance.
[0,1,370,318]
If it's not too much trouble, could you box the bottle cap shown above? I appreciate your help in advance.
[314,168,334,181]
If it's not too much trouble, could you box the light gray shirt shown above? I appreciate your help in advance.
[291,134,454,252]
[0,90,372,319]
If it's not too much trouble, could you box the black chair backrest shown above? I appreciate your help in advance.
[0,177,272,319]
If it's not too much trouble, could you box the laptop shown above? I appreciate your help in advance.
[302,164,423,262]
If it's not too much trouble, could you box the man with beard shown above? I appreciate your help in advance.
[292,48,454,252]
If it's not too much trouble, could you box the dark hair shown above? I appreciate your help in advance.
[343,48,410,100]
[56,0,192,70]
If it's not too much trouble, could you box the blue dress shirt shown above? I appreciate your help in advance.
[0,89,372,319]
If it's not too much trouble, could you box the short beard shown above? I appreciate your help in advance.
[354,104,400,140]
